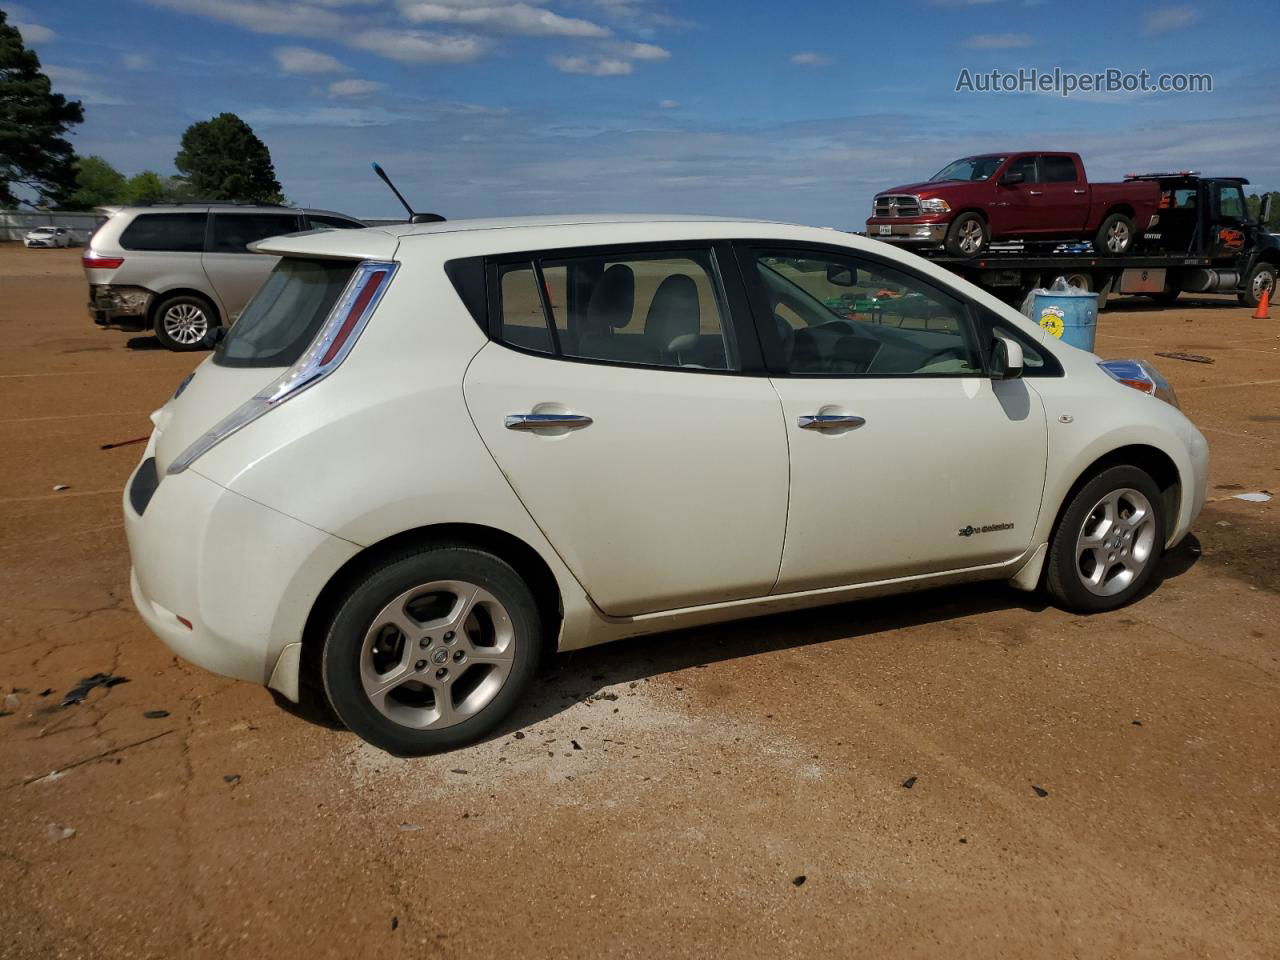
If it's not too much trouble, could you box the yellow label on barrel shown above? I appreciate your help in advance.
[1038,305,1065,339]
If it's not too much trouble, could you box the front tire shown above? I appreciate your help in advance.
[1095,213,1136,255]
[322,545,542,755]
[153,293,219,352]
[945,213,988,258]
[1239,262,1276,309]
[1045,466,1166,613]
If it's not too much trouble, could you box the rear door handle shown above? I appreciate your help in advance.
[1029,190,1044,196]
[797,414,866,430]
[505,413,593,431]
[1073,188,1087,194]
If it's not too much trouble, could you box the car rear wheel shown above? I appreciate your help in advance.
[1095,213,1136,255]
[153,294,219,352]
[322,545,541,755]
[1045,465,1166,613]
[945,213,988,258]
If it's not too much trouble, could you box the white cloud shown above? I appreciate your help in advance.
[329,77,385,97]
[399,1,610,37]
[615,40,668,60]
[1144,5,1197,34]
[43,65,126,105]
[550,54,632,75]
[789,52,831,67]
[12,20,55,43]
[274,45,349,74]
[351,28,489,62]
[121,52,151,70]
[136,0,348,37]
[241,105,407,127]
[963,32,1034,48]
[658,99,679,109]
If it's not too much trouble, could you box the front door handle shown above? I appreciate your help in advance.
[1073,188,1087,194]
[797,413,866,431]
[505,413,593,431]
[1029,190,1044,196]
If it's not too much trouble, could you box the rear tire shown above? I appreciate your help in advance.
[322,544,542,755]
[1095,213,1136,255]
[945,213,988,258]
[152,293,219,352]
[1045,465,1166,614]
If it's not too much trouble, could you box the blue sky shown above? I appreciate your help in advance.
[12,0,1279,225]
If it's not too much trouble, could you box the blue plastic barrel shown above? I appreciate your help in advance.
[1032,291,1098,352]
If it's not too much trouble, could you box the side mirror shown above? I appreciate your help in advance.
[825,263,857,287]
[991,333,1024,380]
[1000,171,1025,186]
[1262,194,1274,227]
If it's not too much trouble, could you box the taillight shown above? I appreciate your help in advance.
[320,269,387,364]
[83,251,124,269]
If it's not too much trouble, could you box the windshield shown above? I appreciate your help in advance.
[929,155,1006,182]
[214,258,356,368]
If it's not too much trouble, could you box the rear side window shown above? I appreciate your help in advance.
[118,212,207,252]
[209,213,303,253]
[1040,156,1078,183]
[214,258,355,368]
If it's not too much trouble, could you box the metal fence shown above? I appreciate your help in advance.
[0,211,106,245]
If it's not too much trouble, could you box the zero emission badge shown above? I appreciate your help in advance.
[1038,305,1066,339]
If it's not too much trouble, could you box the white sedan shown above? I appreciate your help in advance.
[23,225,72,248]
[123,215,1208,754]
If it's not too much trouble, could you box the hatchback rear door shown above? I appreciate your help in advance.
[462,242,790,618]
[202,212,303,321]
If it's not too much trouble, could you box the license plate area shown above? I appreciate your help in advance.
[878,225,893,236]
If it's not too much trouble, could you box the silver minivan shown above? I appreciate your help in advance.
[84,203,366,350]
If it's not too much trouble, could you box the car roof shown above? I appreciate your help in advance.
[96,204,360,217]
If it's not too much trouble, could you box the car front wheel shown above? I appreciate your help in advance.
[1095,213,1136,255]
[322,545,542,755]
[945,213,988,258]
[1045,465,1166,613]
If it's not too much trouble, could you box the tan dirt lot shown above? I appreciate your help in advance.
[1,244,1277,959]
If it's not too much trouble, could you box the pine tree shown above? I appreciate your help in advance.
[174,113,285,204]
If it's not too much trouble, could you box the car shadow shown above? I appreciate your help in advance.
[277,540,1202,745]
[125,336,166,351]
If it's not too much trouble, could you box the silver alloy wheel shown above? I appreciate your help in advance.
[1104,220,1131,253]
[958,219,984,254]
[1252,270,1275,300]
[359,579,515,729]
[162,302,210,345]
[1075,487,1157,597]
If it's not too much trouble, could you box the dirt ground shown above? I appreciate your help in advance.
[1,244,1277,959]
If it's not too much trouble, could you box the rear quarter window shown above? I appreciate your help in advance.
[118,212,208,252]
[214,258,356,368]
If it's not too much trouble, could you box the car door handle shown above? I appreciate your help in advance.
[797,414,866,430]
[504,413,594,431]
[1073,188,1087,194]
[1029,190,1044,196]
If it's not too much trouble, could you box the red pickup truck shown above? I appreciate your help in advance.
[866,152,1161,258]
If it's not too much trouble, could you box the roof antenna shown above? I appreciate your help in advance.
[371,162,446,224]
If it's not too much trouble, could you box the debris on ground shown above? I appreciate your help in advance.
[397,823,422,832]
[143,710,170,719]
[391,916,399,931]
[61,673,129,706]
[1233,492,1272,503]
[513,731,525,739]
[47,824,75,841]
[792,875,806,887]
[571,740,582,750]
[902,776,917,789]
[52,484,70,492]
[3,693,19,710]
[99,435,149,450]
[223,774,241,785]
[449,768,467,775]
[1154,351,1214,364]
[1032,785,1049,798]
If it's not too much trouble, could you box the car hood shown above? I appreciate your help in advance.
[877,181,972,197]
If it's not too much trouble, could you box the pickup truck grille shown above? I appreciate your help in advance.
[874,195,921,218]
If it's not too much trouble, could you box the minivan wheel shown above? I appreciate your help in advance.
[153,294,218,352]
[322,545,541,755]
[1045,466,1166,614]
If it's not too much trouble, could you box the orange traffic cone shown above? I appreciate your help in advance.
[1254,286,1272,320]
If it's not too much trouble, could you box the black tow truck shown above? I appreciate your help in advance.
[907,173,1278,310]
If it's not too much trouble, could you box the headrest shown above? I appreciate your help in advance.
[585,264,635,331]
[644,274,700,352]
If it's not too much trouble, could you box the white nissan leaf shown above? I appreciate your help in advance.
[124,216,1208,754]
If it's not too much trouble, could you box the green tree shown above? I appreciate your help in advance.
[120,170,187,205]
[66,154,125,209]
[1246,192,1280,232]
[174,113,284,204]
[0,10,85,207]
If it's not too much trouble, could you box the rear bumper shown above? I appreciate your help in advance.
[124,448,359,695]
[865,218,948,245]
[88,284,153,325]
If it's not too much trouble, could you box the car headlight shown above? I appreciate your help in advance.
[919,197,951,214]
[1098,359,1179,408]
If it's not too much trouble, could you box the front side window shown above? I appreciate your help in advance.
[751,249,981,376]
[1040,156,1078,183]
[1004,155,1039,183]
[495,248,736,371]
[930,155,1005,182]
[118,212,207,252]
[209,213,303,253]
[1215,185,1245,220]
[214,258,355,368]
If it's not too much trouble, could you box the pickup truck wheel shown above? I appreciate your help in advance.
[1238,263,1276,308]
[1095,213,1136,255]
[945,213,987,258]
